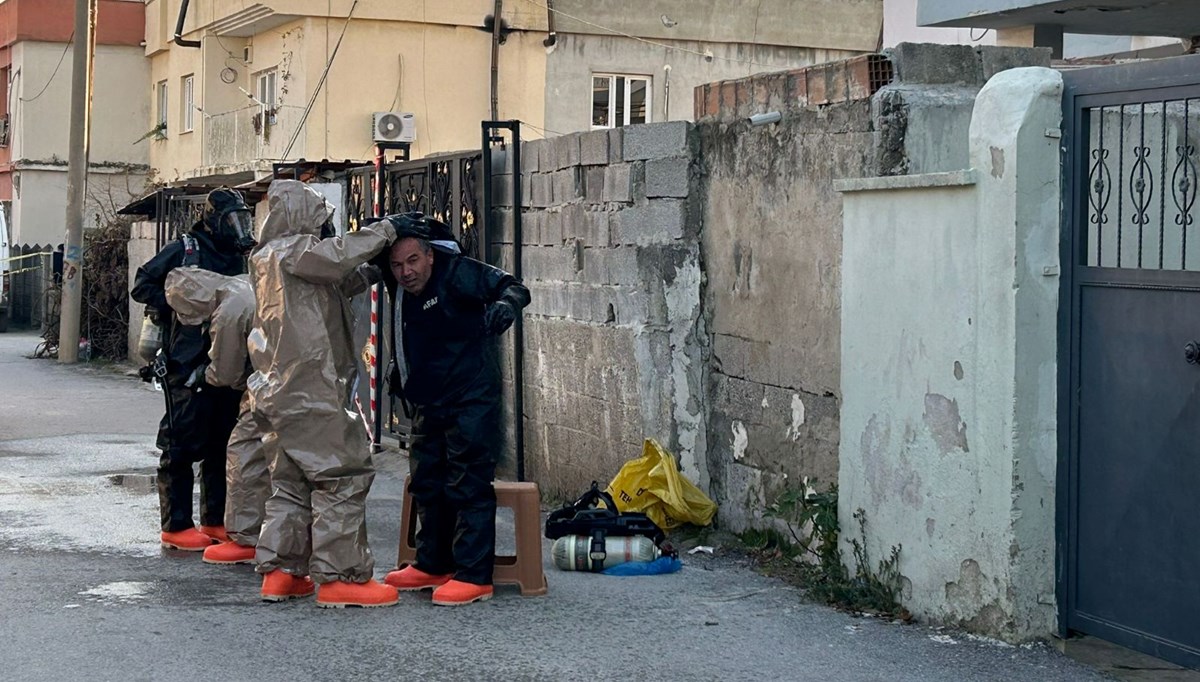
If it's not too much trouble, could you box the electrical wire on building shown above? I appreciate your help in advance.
[20,32,74,102]
[282,0,360,159]
[517,119,566,139]
[514,0,803,70]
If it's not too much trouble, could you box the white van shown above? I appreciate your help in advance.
[0,209,10,332]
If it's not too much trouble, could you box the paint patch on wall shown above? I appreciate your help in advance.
[861,413,924,507]
[923,393,970,453]
[732,420,748,461]
[785,393,806,442]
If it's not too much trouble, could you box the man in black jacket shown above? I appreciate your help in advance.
[380,214,530,606]
[131,187,257,552]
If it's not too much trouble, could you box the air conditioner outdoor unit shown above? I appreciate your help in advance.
[372,112,416,143]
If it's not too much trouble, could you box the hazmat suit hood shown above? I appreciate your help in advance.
[164,269,254,390]
[254,179,335,246]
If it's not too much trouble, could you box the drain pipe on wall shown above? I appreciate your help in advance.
[663,64,672,120]
[174,0,201,48]
[490,0,503,121]
[543,0,557,48]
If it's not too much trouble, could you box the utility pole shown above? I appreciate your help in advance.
[58,0,97,363]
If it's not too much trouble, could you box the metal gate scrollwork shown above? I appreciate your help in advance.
[380,151,484,261]
[372,150,485,441]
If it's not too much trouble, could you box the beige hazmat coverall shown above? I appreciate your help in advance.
[246,179,396,584]
[164,269,270,546]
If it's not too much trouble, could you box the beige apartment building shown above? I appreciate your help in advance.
[146,0,549,185]
[145,0,883,184]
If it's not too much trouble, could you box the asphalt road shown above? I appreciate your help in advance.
[0,330,1108,681]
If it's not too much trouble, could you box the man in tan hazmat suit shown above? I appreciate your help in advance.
[164,269,271,566]
[246,179,398,607]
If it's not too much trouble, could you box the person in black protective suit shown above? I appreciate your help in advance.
[130,187,257,552]
[379,213,530,606]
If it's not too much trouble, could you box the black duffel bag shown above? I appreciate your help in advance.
[544,481,670,550]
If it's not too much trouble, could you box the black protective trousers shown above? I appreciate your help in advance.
[156,378,242,532]
[408,388,501,586]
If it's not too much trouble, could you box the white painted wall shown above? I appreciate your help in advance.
[837,67,1062,641]
[12,169,149,246]
[11,42,150,165]
[7,41,150,245]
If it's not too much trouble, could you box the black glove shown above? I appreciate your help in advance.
[385,212,430,240]
[483,300,517,335]
[185,363,209,389]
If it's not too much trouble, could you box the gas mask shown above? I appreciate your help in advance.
[203,187,258,254]
[319,217,337,240]
[218,209,257,254]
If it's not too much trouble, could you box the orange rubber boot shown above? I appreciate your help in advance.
[202,541,256,565]
[161,527,217,551]
[199,526,230,543]
[316,579,399,609]
[431,580,494,607]
[261,570,315,602]
[384,566,452,591]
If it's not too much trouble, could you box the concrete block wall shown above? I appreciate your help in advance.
[695,44,1051,176]
[692,44,1050,532]
[491,122,708,500]
[490,43,1052,521]
[697,100,877,532]
[694,54,895,122]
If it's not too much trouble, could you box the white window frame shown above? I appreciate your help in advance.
[180,74,194,133]
[591,73,651,130]
[156,80,168,134]
[256,69,277,125]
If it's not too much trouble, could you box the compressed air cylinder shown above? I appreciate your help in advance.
[137,316,162,364]
[551,534,661,572]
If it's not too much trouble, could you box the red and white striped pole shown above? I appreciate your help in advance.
[366,145,386,451]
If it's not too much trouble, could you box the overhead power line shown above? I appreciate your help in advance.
[282,0,359,159]
[515,0,803,70]
[21,31,75,102]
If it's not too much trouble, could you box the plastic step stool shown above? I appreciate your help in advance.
[396,475,549,597]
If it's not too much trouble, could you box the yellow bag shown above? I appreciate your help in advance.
[605,439,717,530]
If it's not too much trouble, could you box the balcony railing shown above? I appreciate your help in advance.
[202,104,304,167]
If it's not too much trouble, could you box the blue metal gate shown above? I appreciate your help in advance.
[1060,54,1200,669]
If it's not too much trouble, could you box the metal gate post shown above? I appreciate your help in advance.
[482,120,524,481]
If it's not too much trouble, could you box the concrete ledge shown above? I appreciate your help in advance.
[833,169,976,193]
